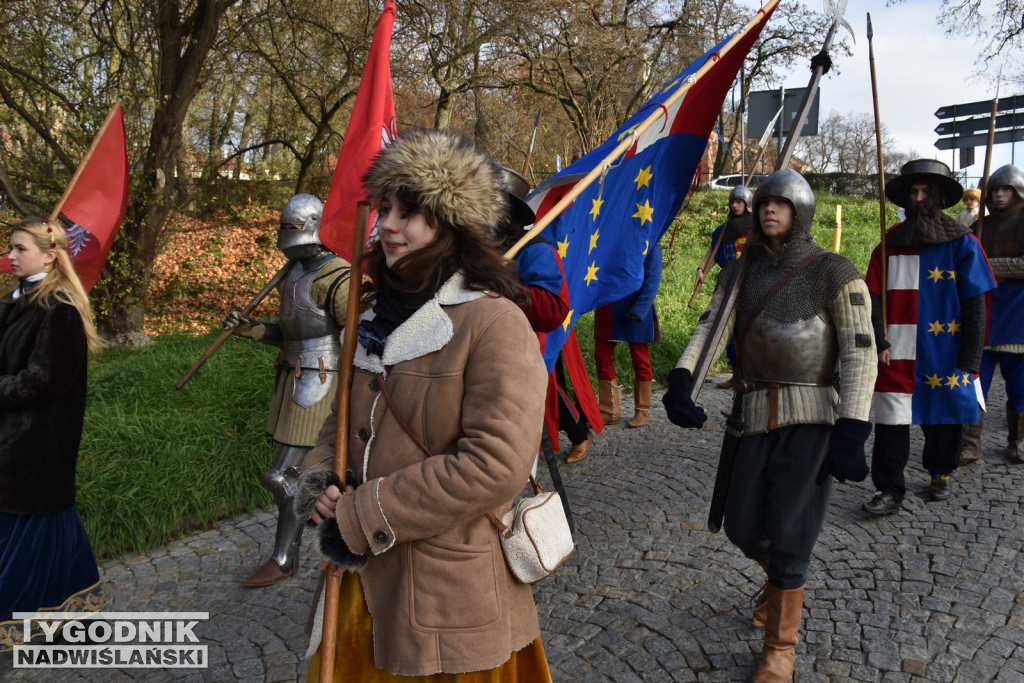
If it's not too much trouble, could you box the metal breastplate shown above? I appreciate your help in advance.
[736,311,838,386]
[278,252,342,408]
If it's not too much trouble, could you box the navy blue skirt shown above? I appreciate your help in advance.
[0,507,104,651]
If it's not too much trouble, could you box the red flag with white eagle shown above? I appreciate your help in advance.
[319,0,397,261]
[1,102,129,293]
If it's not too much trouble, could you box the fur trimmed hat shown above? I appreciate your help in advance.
[364,128,508,241]
[963,187,981,202]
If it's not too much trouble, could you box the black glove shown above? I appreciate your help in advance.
[319,521,368,571]
[223,310,265,340]
[662,368,708,428]
[817,418,872,484]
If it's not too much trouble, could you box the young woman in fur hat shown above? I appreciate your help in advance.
[0,218,105,650]
[294,128,552,680]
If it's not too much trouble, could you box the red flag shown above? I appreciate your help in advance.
[0,102,130,293]
[319,0,397,261]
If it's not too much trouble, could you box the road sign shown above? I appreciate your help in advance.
[935,128,1024,151]
[935,112,1024,136]
[747,87,820,139]
[934,95,1024,120]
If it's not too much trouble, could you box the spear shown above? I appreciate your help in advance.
[776,0,854,170]
[521,109,542,179]
[318,203,368,682]
[976,79,1001,243]
[867,12,888,342]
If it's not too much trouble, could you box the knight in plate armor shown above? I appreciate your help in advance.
[225,193,351,587]
[662,169,877,682]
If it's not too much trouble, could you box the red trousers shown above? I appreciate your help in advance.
[594,339,652,382]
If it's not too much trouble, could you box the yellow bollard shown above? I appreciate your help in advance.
[832,204,843,252]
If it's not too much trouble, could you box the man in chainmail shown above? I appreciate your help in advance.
[696,185,752,389]
[662,169,877,682]
[961,164,1024,465]
[863,159,995,514]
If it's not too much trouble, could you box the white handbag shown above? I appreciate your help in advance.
[486,476,574,584]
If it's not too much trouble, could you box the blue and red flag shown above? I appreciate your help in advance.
[527,2,778,369]
[867,234,996,425]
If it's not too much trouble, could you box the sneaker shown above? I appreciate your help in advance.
[862,491,900,515]
[929,475,951,501]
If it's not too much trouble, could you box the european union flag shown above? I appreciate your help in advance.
[527,2,778,369]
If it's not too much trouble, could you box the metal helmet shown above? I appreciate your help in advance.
[500,166,536,228]
[751,169,815,237]
[728,185,753,211]
[885,158,962,209]
[278,193,324,258]
[987,164,1024,203]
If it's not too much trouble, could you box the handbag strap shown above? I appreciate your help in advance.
[373,373,541,537]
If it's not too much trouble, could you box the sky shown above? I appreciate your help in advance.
[741,0,1020,186]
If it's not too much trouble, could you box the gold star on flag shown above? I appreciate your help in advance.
[633,199,654,226]
[589,197,604,221]
[947,270,957,281]
[925,374,943,389]
[946,374,962,389]
[589,229,600,254]
[963,373,972,385]
[561,309,574,332]
[642,239,649,256]
[557,236,569,259]
[947,319,961,335]
[927,267,945,283]
[635,166,653,190]
[928,320,945,336]
[584,261,599,286]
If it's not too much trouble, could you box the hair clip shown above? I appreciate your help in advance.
[47,226,56,249]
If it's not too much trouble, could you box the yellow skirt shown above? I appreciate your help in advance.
[307,571,552,682]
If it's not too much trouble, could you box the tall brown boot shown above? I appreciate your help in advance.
[1008,407,1024,463]
[753,584,804,683]
[626,381,652,428]
[752,559,770,628]
[959,418,983,464]
[598,380,621,424]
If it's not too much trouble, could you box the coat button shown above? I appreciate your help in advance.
[357,428,370,442]
[373,530,388,544]
[369,378,380,392]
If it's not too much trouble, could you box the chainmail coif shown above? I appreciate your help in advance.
[719,217,862,324]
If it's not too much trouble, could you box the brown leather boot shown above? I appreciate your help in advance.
[959,418,983,464]
[753,584,804,683]
[752,559,770,628]
[566,433,592,463]
[598,380,620,424]
[1007,407,1024,463]
[626,381,652,428]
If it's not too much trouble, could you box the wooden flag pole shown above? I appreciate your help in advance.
[319,203,369,683]
[867,13,888,342]
[50,102,123,222]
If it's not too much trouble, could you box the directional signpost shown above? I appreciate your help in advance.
[934,95,1024,152]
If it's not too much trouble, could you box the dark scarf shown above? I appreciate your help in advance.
[885,197,968,246]
[722,211,752,242]
[357,285,436,357]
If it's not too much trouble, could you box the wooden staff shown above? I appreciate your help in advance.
[832,204,843,252]
[688,228,726,307]
[867,13,888,342]
[504,0,782,260]
[976,94,999,242]
[50,101,123,222]
[319,203,369,683]
[173,261,294,391]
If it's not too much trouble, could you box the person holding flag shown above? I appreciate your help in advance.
[0,218,106,650]
[662,169,877,682]
[863,159,996,514]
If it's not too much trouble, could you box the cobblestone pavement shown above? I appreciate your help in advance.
[3,374,1024,682]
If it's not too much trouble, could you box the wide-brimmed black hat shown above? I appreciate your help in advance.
[885,158,963,209]
[501,167,536,227]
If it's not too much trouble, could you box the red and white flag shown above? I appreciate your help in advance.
[319,0,397,261]
[2,102,129,293]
